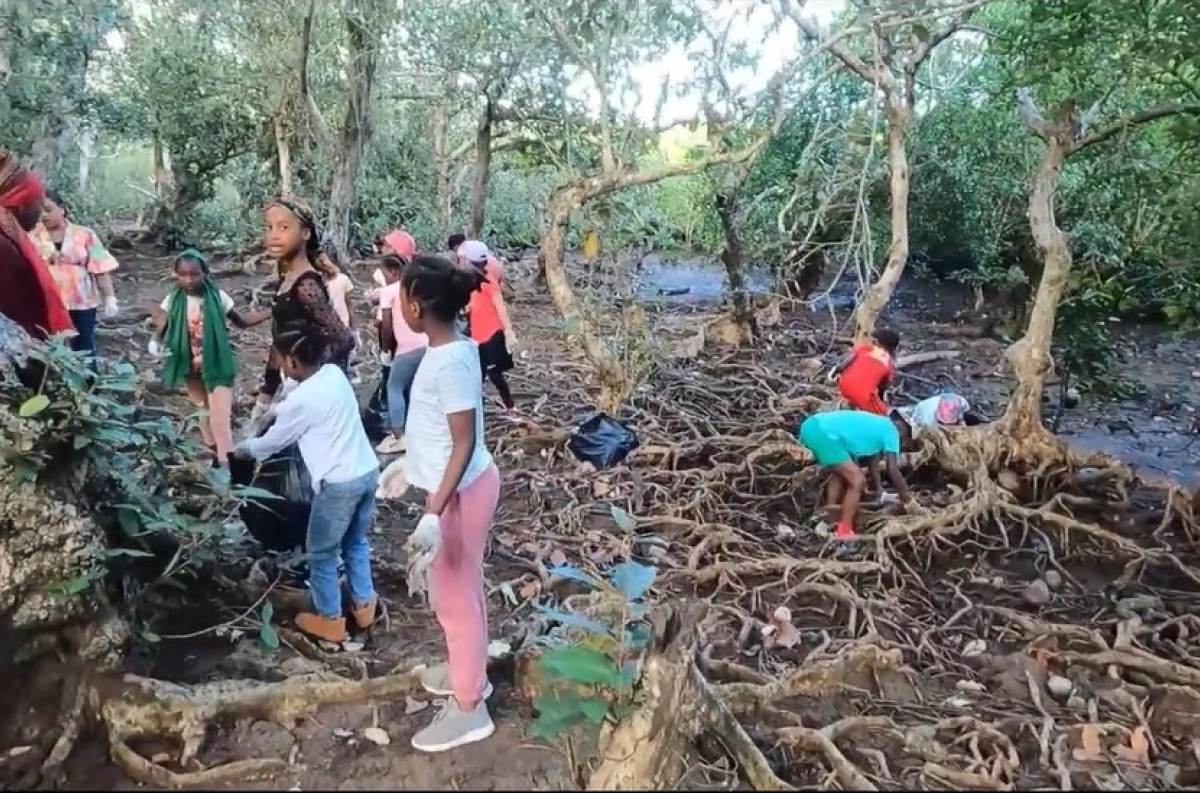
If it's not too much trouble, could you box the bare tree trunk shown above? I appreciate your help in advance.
[853,102,910,338]
[432,101,451,231]
[0,0,13,87]
[1002,135,1070,438]
[715,189,756,342]
[76,129,95,193]
[467,100,494,239]
[326,0,382,263]
[540,188,630,413]
[273,114,293,195]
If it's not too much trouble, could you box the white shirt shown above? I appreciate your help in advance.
[243,364,378,490]
[404,338,493,493]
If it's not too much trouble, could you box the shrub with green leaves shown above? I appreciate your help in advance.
[0,325,253,628]
[529,559,658,740]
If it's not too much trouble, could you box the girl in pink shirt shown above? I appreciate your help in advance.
[377,254,429,451]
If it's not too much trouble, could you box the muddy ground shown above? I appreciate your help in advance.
[4,245,1199,790]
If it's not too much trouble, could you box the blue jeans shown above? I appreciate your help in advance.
[386,348,426,434]
[69,308,98,367]
[306,469,379,619]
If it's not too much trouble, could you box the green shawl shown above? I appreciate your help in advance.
[161,277,237,390]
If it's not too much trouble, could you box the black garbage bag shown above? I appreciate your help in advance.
[567,412,639,470]
[361,368,390,445]
[229,440,311,554]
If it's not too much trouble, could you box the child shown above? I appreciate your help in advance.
[900,391,976,431]
[797,409,914,540]
[376,253,429,454]
[151,249,268,474]
[458,240,517,415]
[831,329,899,415]
[398,254,501,753]
[233,320,381,643]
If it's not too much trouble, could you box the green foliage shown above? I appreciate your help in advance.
[531,559,657,741]
[1,330,244,615]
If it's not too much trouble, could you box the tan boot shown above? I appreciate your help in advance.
[296,612,348,643]
[352,595,379,630]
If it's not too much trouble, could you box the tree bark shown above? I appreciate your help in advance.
[1002,134,1070,438]
[432,100,451,231]
[76,129,95,194]
[540,187,631,414]
[715,189,756,343]
[326,0,382,263]
[853,101,910,338]
[466,99,495,239]
[273,114,293,195]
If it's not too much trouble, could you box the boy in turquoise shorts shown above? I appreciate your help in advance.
[798,409,914,539]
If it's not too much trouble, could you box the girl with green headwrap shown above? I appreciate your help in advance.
[150,249,269,472]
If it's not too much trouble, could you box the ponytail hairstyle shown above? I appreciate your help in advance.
[273,319,329,368]
[268,195,343,282]
[401,254,485,323]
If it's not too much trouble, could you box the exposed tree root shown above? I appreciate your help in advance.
[90,664,430,789]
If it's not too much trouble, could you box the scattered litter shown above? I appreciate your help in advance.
[151,752,171,765]
[342,641,365,653]
[955,680,987,694]
[333,728,353,739]
[1047,675,1074,700]
[7,746,32,757]
[487,639,512,658]
[962,638,987,657]
[405,697,429,715]
[362,727,391,746]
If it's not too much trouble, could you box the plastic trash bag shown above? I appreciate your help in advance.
[568,412,639,470]
[361,370,390,445]
[229,437,312,554]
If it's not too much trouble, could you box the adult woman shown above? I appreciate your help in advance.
[0,151,75,341]
[251,196,355,422]
[31,191,121,360]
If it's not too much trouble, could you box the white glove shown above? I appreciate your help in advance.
[103,296,119,318]
[506,332,519,352]
[404,513,442,602]
[379,351,393,366]
[147,339,162,358]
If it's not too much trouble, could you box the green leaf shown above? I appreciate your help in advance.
[259,602,279,653]
[578,697,610,724]
[63,574,94,595]
[140,630,161,643]
[610,561,656,601]
[531,693,588,740]
[105,547,155,559]
[610,505,636,532]
[538,645,625,687]
[19,394,50,417]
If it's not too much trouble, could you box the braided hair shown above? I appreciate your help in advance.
[268,195,342,282]
[273,319,328,367]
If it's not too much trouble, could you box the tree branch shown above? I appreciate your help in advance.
[1015,87,1048,137]
[1071,103,1200,153]
[909,0,990,71]
[780,0,883,88]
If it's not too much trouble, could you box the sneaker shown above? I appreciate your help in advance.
[295,612,348,643]
[417,663,494,700]
[411,699,495,753]
[376,435,406,454]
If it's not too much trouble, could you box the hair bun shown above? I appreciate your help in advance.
[452,263,486,294]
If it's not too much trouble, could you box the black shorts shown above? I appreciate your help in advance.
[478,330,514,375]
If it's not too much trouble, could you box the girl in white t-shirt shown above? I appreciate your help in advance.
[397,254,499,754]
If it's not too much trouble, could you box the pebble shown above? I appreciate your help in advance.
[1047,675,1074,700]
[1066,694,1087,710]
[1044,570,1063,590]
[1022,579,1052,606]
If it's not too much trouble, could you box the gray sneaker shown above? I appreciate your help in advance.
[411,699,495,753]
[417,663,493,700]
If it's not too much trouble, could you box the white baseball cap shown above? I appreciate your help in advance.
[458,239,489,264]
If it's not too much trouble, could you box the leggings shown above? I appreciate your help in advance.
[429,464,501,705]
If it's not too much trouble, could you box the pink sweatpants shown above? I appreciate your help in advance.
[429,463,500,706]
